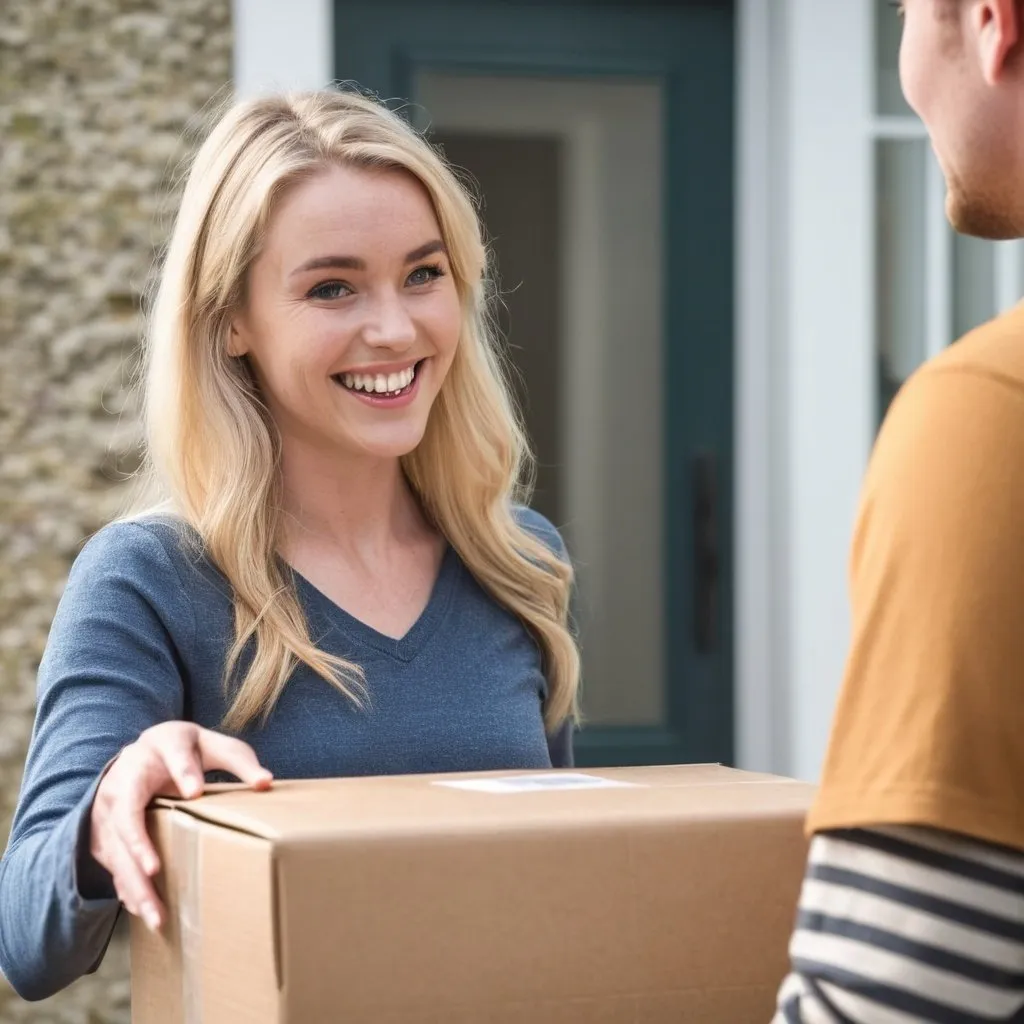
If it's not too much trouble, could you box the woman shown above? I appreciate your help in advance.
[0,88,579,1002]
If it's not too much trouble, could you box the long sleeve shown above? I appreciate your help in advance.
[546,720,575,768]
[772,826,1024,1022]
[0,522,191,1000]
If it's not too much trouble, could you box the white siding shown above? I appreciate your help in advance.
[232,0,333,96]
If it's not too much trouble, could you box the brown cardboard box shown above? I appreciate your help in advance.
[130,764,813,1023]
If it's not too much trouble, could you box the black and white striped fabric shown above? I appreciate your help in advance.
[773,825,1024,1022]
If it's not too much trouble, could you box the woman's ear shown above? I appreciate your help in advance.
[227,319,249,358]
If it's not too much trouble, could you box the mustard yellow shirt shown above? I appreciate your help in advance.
[808,303,1024,851]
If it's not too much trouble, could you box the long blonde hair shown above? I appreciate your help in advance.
[127,88,579,733]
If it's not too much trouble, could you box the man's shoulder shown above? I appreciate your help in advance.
[924,301,1024,393]
[876,305,1024,473]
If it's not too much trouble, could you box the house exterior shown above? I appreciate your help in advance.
[2,1,1021,1020]
[236,0,1024,783]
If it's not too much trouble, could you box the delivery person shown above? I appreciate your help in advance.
[774,1,1024,1020]
[0,88,579,1001]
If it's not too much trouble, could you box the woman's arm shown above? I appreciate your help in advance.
[0,522,190,1000]
[546,719,575,768]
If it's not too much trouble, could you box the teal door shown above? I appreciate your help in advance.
[335,0,735,767]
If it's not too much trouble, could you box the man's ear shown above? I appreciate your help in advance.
[974,0,1021,85]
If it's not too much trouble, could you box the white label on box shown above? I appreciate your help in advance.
[434,772,641,794]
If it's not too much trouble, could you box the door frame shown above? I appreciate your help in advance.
[231,0,798,774]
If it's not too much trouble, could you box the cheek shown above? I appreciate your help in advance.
[426,294,463,362]
[251,312,343,398]
[282,305,352,370]
[899,12,964,132]
[899,23,929,117]
[307,311,357,368]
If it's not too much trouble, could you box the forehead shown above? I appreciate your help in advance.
[264,164,441,261]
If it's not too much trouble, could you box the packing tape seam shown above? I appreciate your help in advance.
[173,812,203,1024]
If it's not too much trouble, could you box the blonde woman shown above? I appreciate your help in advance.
[0,88,579,1002]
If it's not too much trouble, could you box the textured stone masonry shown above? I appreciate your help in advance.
[0,1,232,1019]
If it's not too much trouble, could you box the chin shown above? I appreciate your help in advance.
[349,427,429,460]
[947,191,1023,240]
[944,159,1024,240]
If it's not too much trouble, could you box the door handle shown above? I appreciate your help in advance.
[692,451,719,653]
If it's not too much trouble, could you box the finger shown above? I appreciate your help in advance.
[195,730,273,789]
[116,773,164,877]
[106,831,164,932]
[154,731,206,800]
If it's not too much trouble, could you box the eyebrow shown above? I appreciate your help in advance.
[290,239,447,277]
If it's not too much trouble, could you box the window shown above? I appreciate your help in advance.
[873,0,1024,424]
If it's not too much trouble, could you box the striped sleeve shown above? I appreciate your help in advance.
[772,826,1024,1023]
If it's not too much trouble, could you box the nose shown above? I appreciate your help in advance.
[361,291,416,351]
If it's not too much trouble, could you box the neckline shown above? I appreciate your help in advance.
[288,544,460,663]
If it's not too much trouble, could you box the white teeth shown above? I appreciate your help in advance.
[336,364,417,394]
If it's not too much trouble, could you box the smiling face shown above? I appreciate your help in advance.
[229,163,462,463]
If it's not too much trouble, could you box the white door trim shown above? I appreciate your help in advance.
[736,0,877,780]
[735,0,786,775]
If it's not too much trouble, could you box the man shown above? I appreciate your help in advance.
[774,1,1024,1020]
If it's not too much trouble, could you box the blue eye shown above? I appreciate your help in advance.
[307,281,351,301]
[407,264,445,287]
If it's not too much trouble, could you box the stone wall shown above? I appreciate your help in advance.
[0,1,232,1019]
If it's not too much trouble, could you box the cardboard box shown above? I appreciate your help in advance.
[130,764,813,1023]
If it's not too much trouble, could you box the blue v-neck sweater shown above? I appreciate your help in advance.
[0,508,573,1000]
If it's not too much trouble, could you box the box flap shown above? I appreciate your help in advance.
[153,764,813,844]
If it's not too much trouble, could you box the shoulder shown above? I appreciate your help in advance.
[866,331,1024,535]
[65,515,219,619]
[72,515,195,584]
[512,505,569,562]
[888,300,1024,423]
[928,300,1024,387]
[880,304,1024,462]
[852,348,1024,620]
[41,519,204,683]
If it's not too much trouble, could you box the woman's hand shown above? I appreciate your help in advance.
[88,722,273,931]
